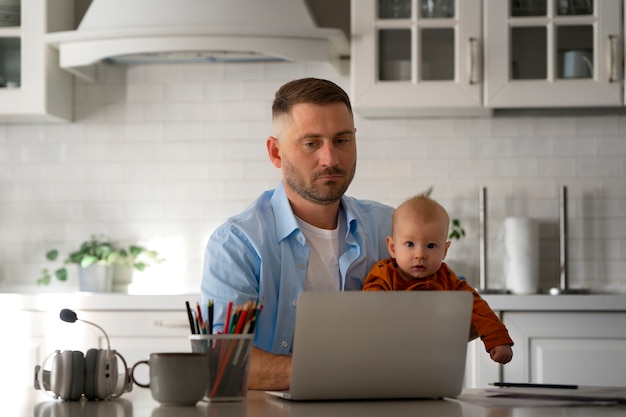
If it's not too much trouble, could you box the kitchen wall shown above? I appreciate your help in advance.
[0,61,624,294]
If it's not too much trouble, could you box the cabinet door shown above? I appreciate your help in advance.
[351,0,486,117]
[465,338,500,388]
[485,0,622,107]
[0,0,73,122]
[503,312,626,386]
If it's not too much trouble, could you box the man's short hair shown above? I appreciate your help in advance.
[272,78,352,119]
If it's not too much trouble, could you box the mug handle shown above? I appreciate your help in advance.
[130,360,150,388]
[581,56,593,75]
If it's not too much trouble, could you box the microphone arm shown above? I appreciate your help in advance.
[59,308,111,351]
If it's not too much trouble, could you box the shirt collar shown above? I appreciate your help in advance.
[271,181,358,241]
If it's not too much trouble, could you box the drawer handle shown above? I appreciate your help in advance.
[468,37,482,85]
[608,35,620,82]
[153,319,189,328]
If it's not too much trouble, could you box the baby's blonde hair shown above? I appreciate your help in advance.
[392,194,450,238]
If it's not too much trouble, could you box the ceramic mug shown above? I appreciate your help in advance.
[131,352,209,406]
[563,50,593,78]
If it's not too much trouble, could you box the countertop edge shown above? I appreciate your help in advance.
[1,292,625,312]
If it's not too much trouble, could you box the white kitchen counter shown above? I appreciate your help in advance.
[0,291,625,312]
[480,293,626,312]
[0,292,199,311]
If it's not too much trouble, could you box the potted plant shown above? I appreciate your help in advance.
[37,235,164,292]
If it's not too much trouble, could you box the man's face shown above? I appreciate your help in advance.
[270,102,356,206]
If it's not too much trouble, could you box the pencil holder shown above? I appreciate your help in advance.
[189,334,254,401]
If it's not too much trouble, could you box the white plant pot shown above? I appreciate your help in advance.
[78,264,113,292]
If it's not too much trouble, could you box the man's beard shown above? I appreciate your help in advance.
[282,157,356,205]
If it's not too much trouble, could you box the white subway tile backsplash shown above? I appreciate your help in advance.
[142,103,185,122]
[224,63,265,81]
[122,124,164,141]
[243,161,281,181]
[577,157,622,177]
[205,121,249,140]
[0,62,625,294]
[104,103,145,123]
[536,158,576,177]
[165,83,205,102]
[182,102,226,121]
[266,64,306,82]
[204,82,245,102]
[164,122,205,141]
[138,64,186,83]
[183,64,225,82]
[126,84,166,102]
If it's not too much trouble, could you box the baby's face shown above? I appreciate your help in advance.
[387,214,450,280]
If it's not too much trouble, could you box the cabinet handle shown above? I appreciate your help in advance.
[468,37,481,85]
[153,319,189,328]
[608,35,620,82]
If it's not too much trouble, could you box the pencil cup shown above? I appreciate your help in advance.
[189,334,254,401]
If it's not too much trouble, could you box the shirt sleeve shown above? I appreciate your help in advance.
[453,278,514,351]
[200,223,260,334]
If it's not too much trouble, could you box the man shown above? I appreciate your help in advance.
[201,78,393,390]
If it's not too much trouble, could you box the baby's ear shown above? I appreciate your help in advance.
[385,236,395,257]
[443,240,451,258]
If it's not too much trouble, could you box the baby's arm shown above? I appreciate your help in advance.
[489,344,513,364]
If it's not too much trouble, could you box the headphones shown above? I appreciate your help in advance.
[33,309,133,401]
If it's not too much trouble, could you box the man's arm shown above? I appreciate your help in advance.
[248,347,292,391]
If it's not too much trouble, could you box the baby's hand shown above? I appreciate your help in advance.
[489,344,513,364]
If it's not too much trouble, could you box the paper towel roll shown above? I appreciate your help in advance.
[503,217,539,294]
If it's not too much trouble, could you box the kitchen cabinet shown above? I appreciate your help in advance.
[351,0,487,117]
[351,0,624,117]
[485,0,622,108]
[0,0,73,123]
[503,312,626,386]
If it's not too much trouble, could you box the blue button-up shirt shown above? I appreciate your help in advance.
[200,181,393,355]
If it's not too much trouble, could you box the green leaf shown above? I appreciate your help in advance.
[55,268,68,282]
[45,250,59,261]
[80,255,98,268]
[129,245,143,257]
[37,269,52,285]
[134,262,147,272]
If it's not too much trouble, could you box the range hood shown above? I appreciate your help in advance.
[45,0,349,82]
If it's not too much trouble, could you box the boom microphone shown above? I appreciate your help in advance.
[60,308,111,351]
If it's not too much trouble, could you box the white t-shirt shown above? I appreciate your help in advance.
[296,217,341,291]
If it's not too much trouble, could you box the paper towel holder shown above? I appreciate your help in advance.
[548,185,589,295]
[478,187,510,294]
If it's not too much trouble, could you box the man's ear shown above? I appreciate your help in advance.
[267,136,281,168]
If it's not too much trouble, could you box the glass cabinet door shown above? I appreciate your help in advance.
[509,0,594,81]
[377,0,456,82]
[0,0,21,89]
[485,0,621,107]
[0,37,21,89]
[352,0,484,117]
[0,0,74,122]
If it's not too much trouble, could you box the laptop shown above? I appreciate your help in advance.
[266,290,473,401]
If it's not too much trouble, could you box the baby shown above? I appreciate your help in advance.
[363,194,513,364]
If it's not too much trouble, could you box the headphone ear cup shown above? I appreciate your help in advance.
[84,349,100,400]
[51,351,85,401]
[97,350,119,400]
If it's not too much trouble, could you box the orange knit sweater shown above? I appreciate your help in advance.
[363,258,513,352]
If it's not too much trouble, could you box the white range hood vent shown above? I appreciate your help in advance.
[45,0,349,82]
